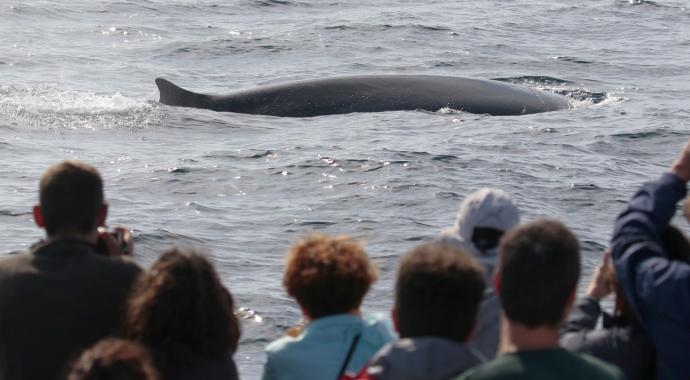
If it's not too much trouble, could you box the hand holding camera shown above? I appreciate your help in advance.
[586,250,614,301]
[96,226,134,257]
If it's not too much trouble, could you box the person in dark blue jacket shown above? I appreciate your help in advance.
[611,140,690,380]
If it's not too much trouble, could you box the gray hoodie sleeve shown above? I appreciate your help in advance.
[559,297,601,350]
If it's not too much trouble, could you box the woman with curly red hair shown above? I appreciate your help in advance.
[262,234,395,380]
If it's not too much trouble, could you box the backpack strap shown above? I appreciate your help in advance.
[335,332,362,380]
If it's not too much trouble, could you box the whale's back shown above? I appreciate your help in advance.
[155,75,570,117]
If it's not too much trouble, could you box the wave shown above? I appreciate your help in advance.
[614,0,664,7]
[493,75,574,87]
[0,84,161,130]
[321,22,455,34]
[246,0,311,7]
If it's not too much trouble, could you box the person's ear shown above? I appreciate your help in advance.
[33,205,44,228]
[561,288,578,323]
[493,270,501,296]
[96,204,108,227]
[465,323,476,342]
[391,306,399,333]
[565,288,576,310]
[299,305,312,321]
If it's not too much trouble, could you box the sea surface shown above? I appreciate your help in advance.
[1,0,689,377]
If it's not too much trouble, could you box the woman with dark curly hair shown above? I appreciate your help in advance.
[262,234,395,380]
[122,248,240,380]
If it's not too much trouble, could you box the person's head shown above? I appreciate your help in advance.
[446,189,520,272]
[283,234,378,320]
[394,242,486,343]
[34,161,106,238]
[67,339,159,380]
[496,219,580,329]
[123,248,239,372]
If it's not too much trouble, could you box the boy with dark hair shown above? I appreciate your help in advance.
[457,220,624,380]
[356,242,486,380]
[37,160,106,237]
[0,161,141,380]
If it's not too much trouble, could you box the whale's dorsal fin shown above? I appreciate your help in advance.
[156,78,208,108]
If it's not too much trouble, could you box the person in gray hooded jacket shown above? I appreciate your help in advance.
[355,242,487,380]
[437,189,520,360]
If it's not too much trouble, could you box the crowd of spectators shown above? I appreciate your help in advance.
[3,139,690,380]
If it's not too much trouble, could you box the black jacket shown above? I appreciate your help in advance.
[560,297,655,380]
[0,239,141,380]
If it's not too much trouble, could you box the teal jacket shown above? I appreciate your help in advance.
[262,314,396,380]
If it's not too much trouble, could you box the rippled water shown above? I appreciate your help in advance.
[1,0,689,377]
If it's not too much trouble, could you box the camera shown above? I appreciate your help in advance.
[95,229,129,255]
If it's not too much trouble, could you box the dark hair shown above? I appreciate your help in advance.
[283,234,378,319]
[498,219,580,328]
[395,242,486,343]
[662,225,690,263]
[39,160,104,236]
[67,338,159,380]
[123,248,239,375]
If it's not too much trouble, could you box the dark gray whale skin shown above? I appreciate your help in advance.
[155,75,570,117]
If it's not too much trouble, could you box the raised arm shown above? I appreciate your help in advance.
[610,141,690,337]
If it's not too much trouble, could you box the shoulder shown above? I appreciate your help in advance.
[84,254,142,284]
[455,354,521,380]
[0,252,34,282]
[575,352,625,379]
[86,251,141,271]
[360,313,396,344]
[457,350,624,380]
[0,250,32,266]
[265,334,300,357]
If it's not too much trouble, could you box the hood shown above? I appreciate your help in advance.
[441,188,520,273]
[364,337,484,380]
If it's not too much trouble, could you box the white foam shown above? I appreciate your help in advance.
[437,107,465,114]
[0,84,161,130]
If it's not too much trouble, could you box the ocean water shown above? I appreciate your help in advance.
[1,0,689,377]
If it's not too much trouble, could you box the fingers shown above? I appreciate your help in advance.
[601,250,611,267]
[112,226,134,256]
[670,141,690,181]
[586,250,615,301]
[97,226,134,257]
[97,227,120,258]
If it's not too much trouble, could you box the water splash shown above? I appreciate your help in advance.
[494,75,624,106]
[0,84,161,130]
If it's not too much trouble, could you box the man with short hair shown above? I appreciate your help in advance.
[457,220,624,380]
[356,242,487,380]
[0,161,141,380]
[610,139,690,380]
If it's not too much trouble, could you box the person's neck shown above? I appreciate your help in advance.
[506,320,560,352]
[303,308,361,323]
[45,231,98,245]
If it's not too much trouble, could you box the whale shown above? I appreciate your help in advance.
[155,75,570,117]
